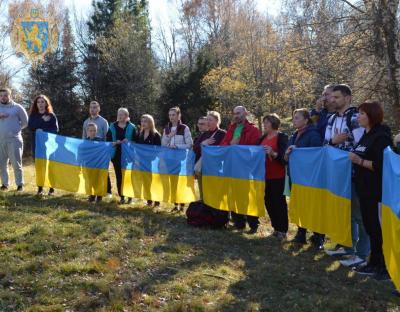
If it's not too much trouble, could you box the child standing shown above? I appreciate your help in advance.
[85,123,104,203]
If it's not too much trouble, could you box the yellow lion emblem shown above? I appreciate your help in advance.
[22,24,43,54]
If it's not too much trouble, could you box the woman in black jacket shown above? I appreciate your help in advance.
[28,95,59,196]
[136,114,162,207]
[285,109,325,249]
[258,114,288,240]
[349,101,392,278]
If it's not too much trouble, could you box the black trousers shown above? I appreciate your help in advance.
[107,174,112,194]
[265,178,288,233]
[358,195,385,267]
[111,157,123,198]
[297,227,325,240]
[231,213,259,230]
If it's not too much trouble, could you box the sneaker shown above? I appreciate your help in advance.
[48,188,55,196]
[16,185,23,192]
[291,232,306,244]
[325,247,349,257]
[37,186,44,196]
[0,185,8,191]
[340,256,366,268]
[96,196,103,203]
[106,193,112,199]
[311,238,325,251]
[119,198,126,205]
[247,227,258,234]
[171,206,180,213]
[373,268,391,281]
[126,198,133,205]
[273,231,287,241]
[354,264,378,276]
[88,196,96,203]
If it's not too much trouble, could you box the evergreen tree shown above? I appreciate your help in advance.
[83,0,157,123]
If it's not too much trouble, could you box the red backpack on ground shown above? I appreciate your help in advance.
[186,201,229,229]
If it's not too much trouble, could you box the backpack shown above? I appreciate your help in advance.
[186,201,229,229]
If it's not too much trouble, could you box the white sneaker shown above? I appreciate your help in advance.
[325,247,349,257]
[106,193,112,199]
[340,255,366,268]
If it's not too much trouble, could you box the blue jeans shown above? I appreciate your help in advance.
[344,183,370,259]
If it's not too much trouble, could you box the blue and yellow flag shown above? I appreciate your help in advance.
[382,148,400,291]
[289,146,352,246]
[35,132,113,196]
[201,145,266,217]
[121,143,196,203]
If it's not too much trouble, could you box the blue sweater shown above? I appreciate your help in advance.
[28,112,59,157]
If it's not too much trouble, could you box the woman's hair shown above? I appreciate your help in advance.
[358,101,384,127]
[140,114,159,134]
[169,106,181,116]
[293,108,312,125]
[207,111,221,126]
[29,95,54,115]
[263,113,281,130]
[117,107,130,118]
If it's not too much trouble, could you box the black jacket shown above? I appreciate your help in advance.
[353,124,392,201]
[257,132,289,166]
[136,131,162,145]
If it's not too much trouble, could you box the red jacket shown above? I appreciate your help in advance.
[221,120,261,146]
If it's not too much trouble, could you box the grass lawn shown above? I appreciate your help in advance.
[0,164,399,311]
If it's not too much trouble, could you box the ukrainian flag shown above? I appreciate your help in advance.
[289,146,352,246]
[121,143,196,203]
[382,147,400,290]
[35,131,113,195]
[201,145,266,217]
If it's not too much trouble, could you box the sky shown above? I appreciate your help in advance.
[5,0,282,87]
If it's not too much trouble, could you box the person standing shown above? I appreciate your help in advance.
[193,116,209,163]
[106,108,136,204]
[349,101,392,279]
[258,114,288,240]
[28,94,59,196]
[310,84,336,139]
[323,84,370,268]
[85,123,104,203]
[193,111,226,200]
[161,106,193,212]
[221,106,261,233]
[136,114,162,207]
[285,109,325,249]
[82,101,109,140]
[82,101,111,196]
[0,88,28,192]
[395,132,400,153]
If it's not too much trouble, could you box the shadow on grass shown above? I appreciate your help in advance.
[1,192,399,311]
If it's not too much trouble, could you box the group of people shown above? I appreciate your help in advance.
[1,84,400,282]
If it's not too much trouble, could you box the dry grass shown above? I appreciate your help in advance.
[0,164,399,311]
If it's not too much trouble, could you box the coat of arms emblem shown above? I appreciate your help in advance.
[10,4,58,63]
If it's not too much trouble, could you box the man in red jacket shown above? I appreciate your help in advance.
[221,106,262,233]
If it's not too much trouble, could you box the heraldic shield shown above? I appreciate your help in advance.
[10,5,58,62]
